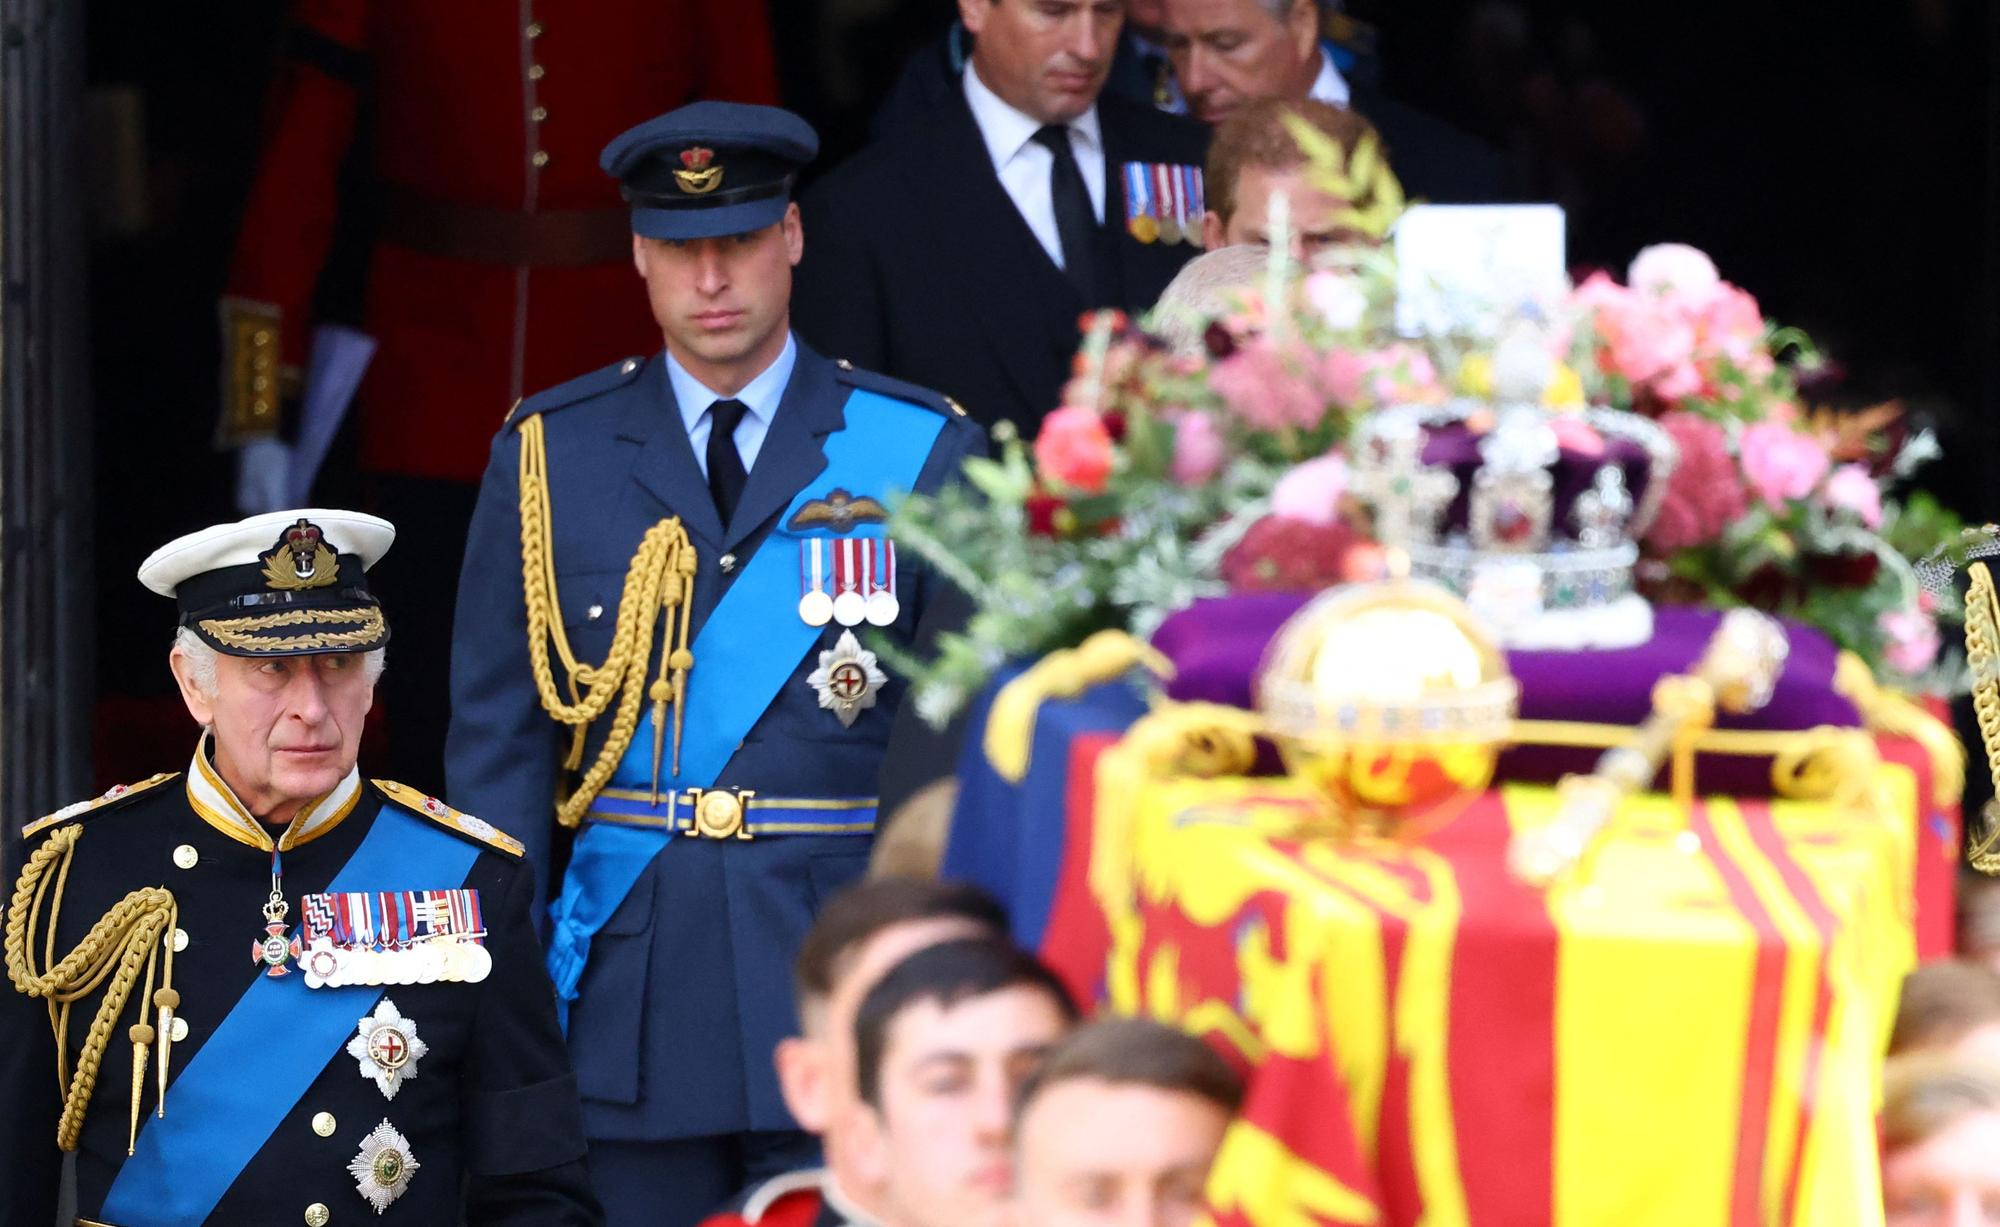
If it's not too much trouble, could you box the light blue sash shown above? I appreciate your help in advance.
[100,805,480,1225]
[545,389,945,1014]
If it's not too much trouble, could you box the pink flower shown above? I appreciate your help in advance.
[1317,349,1369,409]
[1694,284,1766,368]
[1822,464,1884,529]
[1169,411,1227,485]
[1209,341,1326,431]
[1575,272,1699,395]
[1033,405,1115,494]
[1548,415,1606,457]
[1358,344,1442,406]
[1628,243,1722,302]
[1739,421,1830,510]
[1648,412,1748,551]
[1268,453,1349,526]
[1879,606,1941,677]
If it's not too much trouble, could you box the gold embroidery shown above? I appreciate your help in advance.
[197,607,386,652]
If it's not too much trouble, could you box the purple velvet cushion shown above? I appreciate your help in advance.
[1151,595,1861,795]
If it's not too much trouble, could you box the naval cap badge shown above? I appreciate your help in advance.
[675,146,724,195]
[807,629,888,728]
[347,998,429,1101]
[258,517,340,591]
[349,1119,421,1213]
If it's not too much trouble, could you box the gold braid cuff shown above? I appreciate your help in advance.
[1960,564,2000,872]
[517,412,698,827]
[5,824,179,1151]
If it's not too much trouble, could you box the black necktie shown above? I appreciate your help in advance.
[706,398,749,525]
[1031,124,1100,300]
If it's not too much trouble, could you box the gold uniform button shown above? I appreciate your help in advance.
[531,105,549,122]
[170,927,189,952]
[170,1016,189,1043]
[531,150,550,168]
[311,1111,337,1137]
[305,1202,331,1226]
[172,844,198,870]
[526,63,545,81]
[525,20,544,38]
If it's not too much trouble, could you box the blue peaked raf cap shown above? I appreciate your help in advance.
[600,101,820,241]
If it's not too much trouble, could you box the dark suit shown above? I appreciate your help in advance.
[794,67,1208,434]
[0,771,597,1226]
[445,340,983,1226]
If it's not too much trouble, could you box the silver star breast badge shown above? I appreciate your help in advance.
[348,1118,421,1214]
[807,629,888,728]
[346,998,429,1101]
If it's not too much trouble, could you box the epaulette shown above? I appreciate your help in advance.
[371,779,526,857]
[504,356,647,430]
[741,1168,827,1225]
[21,773,179,841]
[830,359,968,419]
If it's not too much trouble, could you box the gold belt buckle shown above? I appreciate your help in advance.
[687,788,755,840]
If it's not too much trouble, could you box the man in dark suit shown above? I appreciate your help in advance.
[445,103,985,1227]
[1161,0,1505,204]
[794,0,1209,435]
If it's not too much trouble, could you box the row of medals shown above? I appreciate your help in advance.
[798,540,899,628]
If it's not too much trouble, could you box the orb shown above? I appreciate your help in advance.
[1255,579,1519,838]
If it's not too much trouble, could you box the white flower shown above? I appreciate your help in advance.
[1305,270,1368,331]
[1627,243,1721,301]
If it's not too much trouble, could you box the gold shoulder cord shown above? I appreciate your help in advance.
[1961,562,2000,871]
[517,412,698,827]
[4,824,180,1154]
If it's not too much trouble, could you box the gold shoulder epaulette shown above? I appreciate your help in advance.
[370,779,526,857]
[21,773,179,841]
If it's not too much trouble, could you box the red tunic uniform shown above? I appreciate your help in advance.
[221,0,779,483]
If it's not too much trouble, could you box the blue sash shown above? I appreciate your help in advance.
[544,389,945,1013]
[100,807,480,1226]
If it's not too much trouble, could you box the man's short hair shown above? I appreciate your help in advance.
[1881,1054,2000,1151]
[793,877,1009,1017]
[1205,98,1379,226]
[1890,959,2000,1055]
[854,937,1078,1109]
[1011,1017,1244,1130]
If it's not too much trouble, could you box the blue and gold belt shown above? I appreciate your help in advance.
[583,786,876,840]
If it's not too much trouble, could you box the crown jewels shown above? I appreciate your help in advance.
[1351,398,1678,649]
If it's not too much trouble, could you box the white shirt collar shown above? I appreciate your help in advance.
[1310,46,1352,107]
[668,332,798,435]
[185,730,362,852]
[962,59,1103,170]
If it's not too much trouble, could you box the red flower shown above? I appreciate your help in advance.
[1221,515,1364,592]
[1025,489,1068,538]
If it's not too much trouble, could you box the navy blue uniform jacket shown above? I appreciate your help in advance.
[445,340,984,1142]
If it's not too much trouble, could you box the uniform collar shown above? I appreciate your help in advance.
[185,731,362,852]
[1309,45,1351,107]
[962,59,1103,170]
[669,332,798,436]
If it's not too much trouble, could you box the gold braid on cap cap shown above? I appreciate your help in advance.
[517,413,698,827]
[5,824,181,1152]
[1960,563,2000,872]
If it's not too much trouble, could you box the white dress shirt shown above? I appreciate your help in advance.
[667,332,797,478]
[1309,46,1352,108]
[962,63,1107,271]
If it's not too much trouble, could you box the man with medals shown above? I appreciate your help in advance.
[444,102,986,1227]
[0,509,600,1226]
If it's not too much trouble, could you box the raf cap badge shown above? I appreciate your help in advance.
[807,629,887,728]
[348,998,429,1101]
[349,1119,421,1213]
[675,146,723,195]
[259,517,341,591]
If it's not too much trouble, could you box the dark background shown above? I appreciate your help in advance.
[77,0,1998,783]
